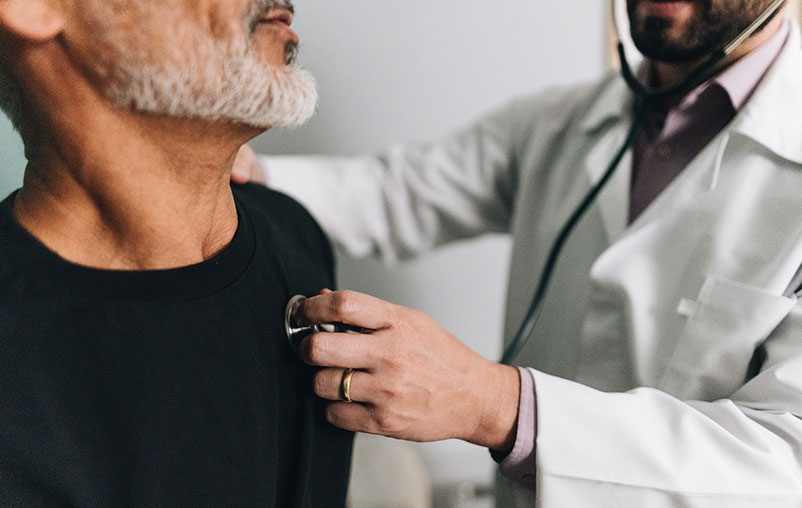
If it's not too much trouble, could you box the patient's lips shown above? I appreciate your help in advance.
[258,9,298,44]
[261,9,293,27]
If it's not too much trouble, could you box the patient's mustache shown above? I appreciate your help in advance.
[247,0,295,33]
[256,0,295,16]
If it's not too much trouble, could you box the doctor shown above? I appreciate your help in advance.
[237,1,802,506]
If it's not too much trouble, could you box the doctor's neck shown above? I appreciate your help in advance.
[650,13,785,105]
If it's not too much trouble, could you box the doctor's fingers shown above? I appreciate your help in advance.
[324,399,446,442]
[314,367,432,409]
[313,368,376,403]
[322,402,377,435]
[299,331,382,370]
[231,144,266,184]
[295,290,398,331]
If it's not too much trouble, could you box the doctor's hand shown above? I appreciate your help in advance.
[230,145,266,184]
[295,290,522,453]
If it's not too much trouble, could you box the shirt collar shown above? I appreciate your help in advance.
[706,19,790,111]
[581,19,791,133]
[653,19,790,113]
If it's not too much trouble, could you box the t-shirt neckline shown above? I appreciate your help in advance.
[0,189,256,302]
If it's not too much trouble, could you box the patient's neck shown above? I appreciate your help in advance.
[13,110,258,271]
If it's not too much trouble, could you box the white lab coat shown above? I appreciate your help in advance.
[268,22,802,508]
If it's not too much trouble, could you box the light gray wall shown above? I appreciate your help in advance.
[0,0,608,495]
[0,116,25,197]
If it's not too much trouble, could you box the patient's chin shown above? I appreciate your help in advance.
[249,65,319,130]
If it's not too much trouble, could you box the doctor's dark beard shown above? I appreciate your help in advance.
[626,0,785,63]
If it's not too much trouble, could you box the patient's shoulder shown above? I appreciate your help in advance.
[234,182,317,226]
[0,193,19,279]
[232,182,334,280]
[234,182,327,241]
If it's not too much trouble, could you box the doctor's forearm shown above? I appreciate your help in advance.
[262,100,522,261]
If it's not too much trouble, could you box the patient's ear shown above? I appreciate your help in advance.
[0,0,64,42]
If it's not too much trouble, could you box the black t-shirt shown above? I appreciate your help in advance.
[0,184,353,507]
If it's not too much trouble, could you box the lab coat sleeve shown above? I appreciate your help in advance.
[532,303,802,507]
[264,102,523,262]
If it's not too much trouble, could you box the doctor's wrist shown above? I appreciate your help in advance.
[464,361,521,454]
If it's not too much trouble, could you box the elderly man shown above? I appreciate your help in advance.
[0,0,352,506]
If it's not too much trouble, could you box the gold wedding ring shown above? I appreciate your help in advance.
[341,368,356,403]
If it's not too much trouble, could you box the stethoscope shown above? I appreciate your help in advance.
[284,294,369,354]
[285,0,788,365]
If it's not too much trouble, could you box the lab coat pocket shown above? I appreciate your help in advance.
[660,275,796,401]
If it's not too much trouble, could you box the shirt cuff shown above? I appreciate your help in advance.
[492,367,536,488]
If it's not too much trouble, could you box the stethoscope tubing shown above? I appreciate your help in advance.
[499,97,653,365]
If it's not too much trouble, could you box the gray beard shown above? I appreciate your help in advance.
[99,0,317,129]
[102,40,318,130]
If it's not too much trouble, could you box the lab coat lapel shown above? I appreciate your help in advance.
[580,78,634,243]
[626,133,728,231]
[575,138,729,390]
[582,127,633,243]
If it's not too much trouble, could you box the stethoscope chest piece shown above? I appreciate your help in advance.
[285,295,322,354]
[284,294,374,355]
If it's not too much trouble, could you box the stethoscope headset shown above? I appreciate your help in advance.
[285,0,788,366]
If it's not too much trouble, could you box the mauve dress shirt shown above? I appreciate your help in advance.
[497,20,790,489]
